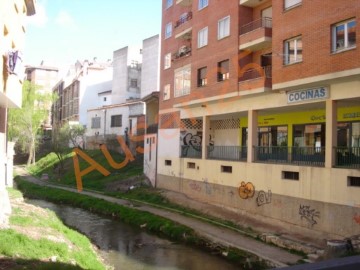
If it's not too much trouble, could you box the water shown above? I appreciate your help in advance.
[29,200,240,270]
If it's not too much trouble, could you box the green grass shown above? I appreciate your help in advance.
[2,187,106,270]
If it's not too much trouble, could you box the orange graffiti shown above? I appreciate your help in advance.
[353,214,360,225]
[238,181,255,199]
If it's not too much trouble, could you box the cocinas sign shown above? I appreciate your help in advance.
[287,87,328,104]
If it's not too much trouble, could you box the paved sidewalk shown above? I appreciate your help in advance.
[15,167,302,268]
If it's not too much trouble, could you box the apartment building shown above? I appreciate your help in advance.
[0,0,36,226]
[157,0,360,237]
[52,59,113,131]
[25,63,59,133]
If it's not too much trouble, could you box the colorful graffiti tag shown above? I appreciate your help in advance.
[238,181,255,199]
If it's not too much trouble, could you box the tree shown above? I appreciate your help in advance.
[8,81,54,165]
[52,123,85,174]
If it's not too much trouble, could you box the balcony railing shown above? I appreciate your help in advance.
[240,17,272,35]
[174,12,192,28]
[146,124,158,134]
[254,146,325,166]
[239,66,272,82]
[173,46,191,60]
[181,145,202,158]
[335,147,360,168]
[207,146,247,161]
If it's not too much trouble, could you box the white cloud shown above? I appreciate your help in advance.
[25,1,48,27]
[55,10,76,28]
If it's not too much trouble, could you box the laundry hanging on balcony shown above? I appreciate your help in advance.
[6,50,22,75]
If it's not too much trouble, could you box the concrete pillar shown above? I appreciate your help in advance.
[202,116,210,159]
[325,100,337,168]
[248,110,258,162]
[6,141,15,187]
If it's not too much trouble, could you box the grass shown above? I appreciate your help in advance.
[1,188,106,270]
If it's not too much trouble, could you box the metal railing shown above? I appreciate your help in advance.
[146,124,158,134]
[174,12,192,28]
[239,66,272,82]
[335,147,360,168]
[240,17,272,35]
[207,146,247,161]
[173,46,191,60]
[254,146,325,166]
[181,145,202,158]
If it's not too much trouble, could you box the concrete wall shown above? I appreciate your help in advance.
[141,35,160,99]
[112,47,129,104]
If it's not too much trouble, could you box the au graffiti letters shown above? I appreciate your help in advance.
[256,190,272,206]
[299,205,320,227]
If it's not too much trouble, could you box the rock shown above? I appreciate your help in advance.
[50,256,57,262]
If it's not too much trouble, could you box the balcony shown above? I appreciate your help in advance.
[176,0,192,6]
[239,0,267,7]
[174,12,192,29]
[335,147,360,169]
[239,17,272,51]
[181,145,202,159]
[238,66,272,94]
[0,74,22,108]
[254,146,325,167]
[173,46,191,60]
[207,146,247,161]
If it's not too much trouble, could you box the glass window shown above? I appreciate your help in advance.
[284,0,301,9]
[174,65,191,97]
[197,67,207,87]
[164,53,171,69]
[332,19,356,52]
[111,115,122,127]
[198,27,208,48]
[198,0,208,10]
[163,84,170,100]
[217,60,229,81]
[293,124,325,149]
[166,0,173,9]
[284,36,302,65]
[218,16,230,40]
[91,117,101,129]
[258,126,288,147]
[165,22,172,39]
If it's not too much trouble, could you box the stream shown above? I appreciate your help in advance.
[29,199,240,270]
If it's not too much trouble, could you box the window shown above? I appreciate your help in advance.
[166,0,173,9]
[284,36,302,65]
[217,60,229,81]
[198,0,208,10]
[284,0,301,9]
[221,165,232,173]
[165,160,172,166]
[218,16,230,39]
[198,27,208,48]
[165,23,172,39]
[174,65,191,97]
[187,162,196,169]
[103,97,107,101]
[348,177,360,187]
[197,67,207,87]
[164,53,171,69]
[332,19,356,52]
[130,79,138,88]
[163,84,170,100]
[91,117,101,129]
[110,115,122,127]
[282,171,299,181]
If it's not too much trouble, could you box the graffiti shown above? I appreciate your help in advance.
[256,190,272,206]
[229,190,234,197]
[189,182,201,192]
[182,133,202,156]
[299,205,320,227]
[203,178,212,195]
[353,214,360,225]
[238,181,255,199]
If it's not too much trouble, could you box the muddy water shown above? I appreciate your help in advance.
[29,200,239,270]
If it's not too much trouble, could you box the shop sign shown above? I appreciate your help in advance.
[287,87,328,104]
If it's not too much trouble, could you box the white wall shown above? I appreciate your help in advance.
[141,35,160,98]
[112,47,130,104]
[144,134,157,187]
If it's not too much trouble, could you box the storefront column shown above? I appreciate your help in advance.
[202,116,210,160]
[248,110,258,162]
[325,100,337,168]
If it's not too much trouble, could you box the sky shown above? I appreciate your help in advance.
[24,0,162,71]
